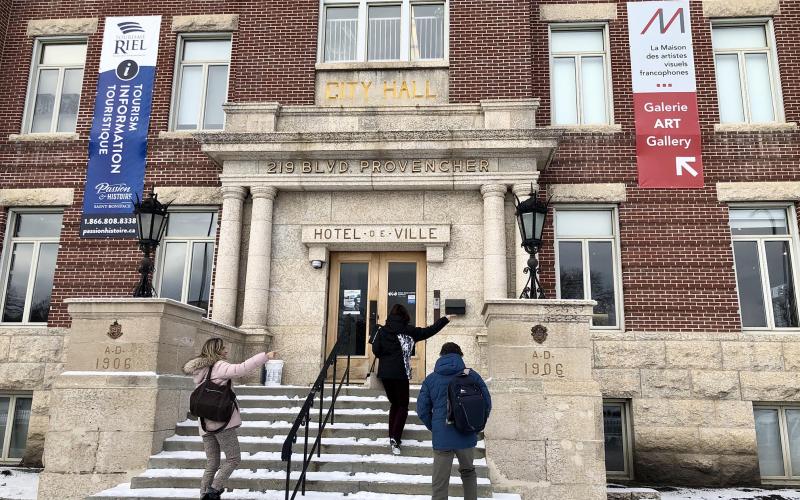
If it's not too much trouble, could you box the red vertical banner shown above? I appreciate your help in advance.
[628,1,704,188]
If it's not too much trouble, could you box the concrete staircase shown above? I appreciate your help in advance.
[91,385,520,500]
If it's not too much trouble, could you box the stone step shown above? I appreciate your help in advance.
[90,484,520,500]
[174,420,433,440]
[234,385,421,398]
[239,407,425,425]
[128,469,493,496]
[146,450,490,477]
[162,435,487,459]
[235,395,417,411]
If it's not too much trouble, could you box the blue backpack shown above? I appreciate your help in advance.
[446,368,488,434]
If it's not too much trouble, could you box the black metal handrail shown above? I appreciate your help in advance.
[281,332,352,499]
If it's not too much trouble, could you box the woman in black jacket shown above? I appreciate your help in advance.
[371,303,452,455]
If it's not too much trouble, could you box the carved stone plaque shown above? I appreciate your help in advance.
[107,320,123,340]
[530,324,547,344]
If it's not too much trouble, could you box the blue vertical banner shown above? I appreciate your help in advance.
[80,16,161,238]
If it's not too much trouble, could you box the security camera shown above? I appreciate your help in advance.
[311,260,324,269]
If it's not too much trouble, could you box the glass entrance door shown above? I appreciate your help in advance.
[326,252,427,383]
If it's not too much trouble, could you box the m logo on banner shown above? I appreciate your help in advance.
[641,7,686,34]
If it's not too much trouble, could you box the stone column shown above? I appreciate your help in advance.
[481,184,509,301]
[512,183,536,297]
[211,186,247,326]
[240,186,277,332]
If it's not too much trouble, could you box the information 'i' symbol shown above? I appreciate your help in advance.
[116,59,139,80]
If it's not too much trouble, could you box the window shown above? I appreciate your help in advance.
[172,36,231,131]
[712,21,783,124]
[754,404,800,481]
[555,208,622,328]
[24,40,86,133]
[0,394,32,463]
[603,400,633,478]
[729,207,800,329]
[156,211,218,312]
[0,212,63,324]
[550,26,612,125]
[320,1,447,63]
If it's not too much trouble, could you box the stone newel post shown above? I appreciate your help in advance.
[482,299,606,500]
[37,299,251,500]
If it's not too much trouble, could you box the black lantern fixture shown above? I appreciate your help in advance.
[132,191,170,297]
[513,184,549,299]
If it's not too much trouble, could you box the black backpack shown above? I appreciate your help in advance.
[446,368,488,434]
[189,362,237,434]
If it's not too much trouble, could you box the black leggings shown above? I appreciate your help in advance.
[381,377,410,444]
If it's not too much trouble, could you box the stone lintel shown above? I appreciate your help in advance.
[548,183,627,203]
[714,122,797,133]
[154,186,222,205]
[171,14,239,32]
[702,0,780,17]
[0,188,74,207]
[8,133,80,142]
[27,18,98,37]
[717,182,800,202]
[540,3,618,21]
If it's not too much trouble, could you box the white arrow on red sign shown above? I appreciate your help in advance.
[676,156,699,177]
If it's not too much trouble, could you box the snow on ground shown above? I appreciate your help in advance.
[659,487,800,499]
[0,468,39,500]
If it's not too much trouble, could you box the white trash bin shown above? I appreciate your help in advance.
[263,359,284,386]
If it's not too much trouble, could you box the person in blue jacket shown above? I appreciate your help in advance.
[416,342,491,500]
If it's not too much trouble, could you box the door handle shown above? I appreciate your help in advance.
[368,300,379,343]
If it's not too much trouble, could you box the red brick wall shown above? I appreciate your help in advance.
[1,0,799,333]
[449,0,533,102]
[0,1,318,327]
[535,0,800,332]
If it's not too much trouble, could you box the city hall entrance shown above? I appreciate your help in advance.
[325,252,427,383]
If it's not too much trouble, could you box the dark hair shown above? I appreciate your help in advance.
[440,342,463,357]
[389,304,411,324]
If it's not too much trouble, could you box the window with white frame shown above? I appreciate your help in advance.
[172,36,231,131]
[729,207,799,329]
[0,212,63,324]
[156,211,218,313]
[712,21,783,124]
[603,399,633,478]
[550,26,612,126]
[555,208,622,328]
[754,404,800,481]
[0,394,32,463]
[320,1,447,63]
[24,40,86,134]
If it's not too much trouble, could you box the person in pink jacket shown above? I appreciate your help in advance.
[183,338,276,500]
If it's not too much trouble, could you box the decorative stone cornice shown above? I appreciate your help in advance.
[27,18,98,37]
[717,182,800,202]
[512,183,538,196]
[249,186,278,200]
[702,0,779,17]
[540,3,618,21]
[171,14,239,32]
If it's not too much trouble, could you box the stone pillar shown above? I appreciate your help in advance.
[482,299,606,500]
[212,186,247,326]
[512,183,536,297]
[481,184,509,301]
[240,186,277,332]
[37,299,248,500]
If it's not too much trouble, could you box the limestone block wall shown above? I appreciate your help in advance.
[267,190,490,384]
[0,326,67,465]
[593,331,800,486]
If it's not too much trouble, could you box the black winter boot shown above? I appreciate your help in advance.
[205,487,222,500]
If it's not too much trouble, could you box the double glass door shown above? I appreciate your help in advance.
[326,252,427,383]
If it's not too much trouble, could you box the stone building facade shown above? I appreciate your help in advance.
[0,0,799,490]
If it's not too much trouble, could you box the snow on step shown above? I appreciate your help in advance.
[176,419,428,431]
[138,468,492,485]
[152,450,488,466]
[241,407,389,415]
[94,484,518,499]
[165,434,487,450]
[237,395,417,403]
